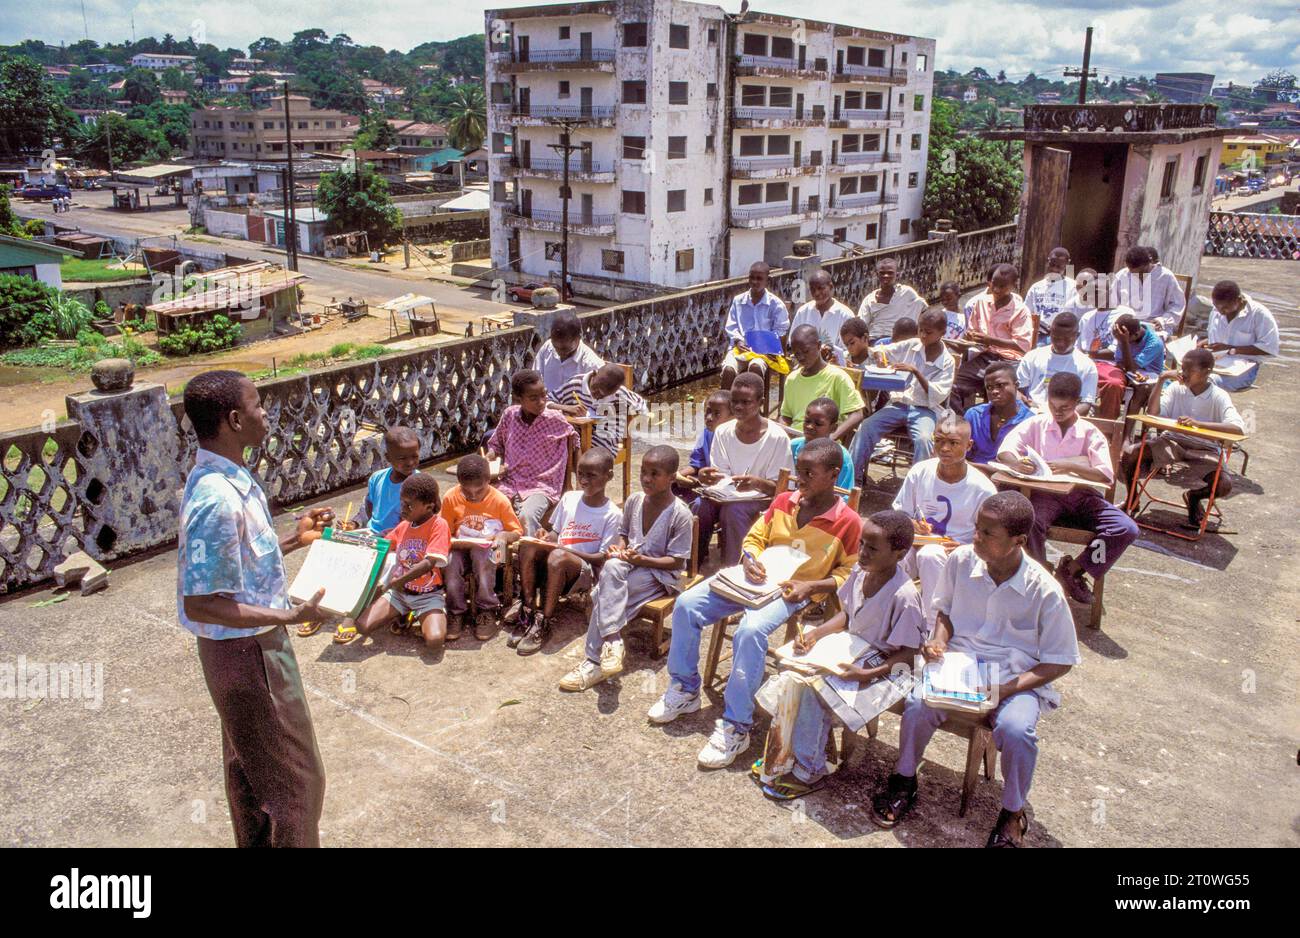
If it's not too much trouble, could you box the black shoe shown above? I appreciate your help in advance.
[505,607,532,649]
[986,807,1028,848]
[516,615,550,656]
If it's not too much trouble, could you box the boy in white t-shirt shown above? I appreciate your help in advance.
[1123,347,1246,529]
[511,448,621,656]
[695,372,794,565]
[892,412,996,625]
[1016,311,1098,414]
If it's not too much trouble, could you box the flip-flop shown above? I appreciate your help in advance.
[761,773,826,801]
[333,624,359,645]
[295,621,322,638]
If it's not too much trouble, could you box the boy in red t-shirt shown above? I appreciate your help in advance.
[355,474,451,653]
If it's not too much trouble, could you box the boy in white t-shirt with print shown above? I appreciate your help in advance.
[892,412,996,626]
[511,448,621,656]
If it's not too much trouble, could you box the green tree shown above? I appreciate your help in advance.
[316,165,401,247]
[920,99,1022,236]
[0,184,28,237]
[445,83,486,150]
[74,112,170,168]
[122,68,160,105]
[353,113,398,150]
[160,66,190,91]
[0,55,77,157]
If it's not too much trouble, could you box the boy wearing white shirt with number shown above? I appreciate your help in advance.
[1023,247,1075,344]
[892,413,996,626]
[870,492,1080,848]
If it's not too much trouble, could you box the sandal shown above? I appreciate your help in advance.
[985,808,1029,848]
[333,624,359,645]
[388,615,410,636]
[869,773,918,829]
[761,772,826,802]
[296,621,322,638]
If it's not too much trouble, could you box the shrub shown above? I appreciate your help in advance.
[93,300,112,318]
[0,275,73,347]
[158,314,242,356]
[22,219,45,238]
[1,332,162,371]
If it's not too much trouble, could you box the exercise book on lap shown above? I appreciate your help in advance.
[984,446,1109,492]
[772,630,867,676]
[700,476,771,502]
[289,528,391,619]
[922,651,995,713]
[817,649,917,732]
[710,544,809,608]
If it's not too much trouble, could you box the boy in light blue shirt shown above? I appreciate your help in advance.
[791,397,855,497]
[359,426,421,535]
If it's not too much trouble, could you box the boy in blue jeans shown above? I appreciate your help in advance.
[649,438,862,770]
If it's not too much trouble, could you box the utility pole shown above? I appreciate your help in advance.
[547,117,584,298]
[1065,26,1097,104]
[281,82,298,270]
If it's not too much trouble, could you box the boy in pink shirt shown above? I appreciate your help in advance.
[996,372,1138,604]
[950,264,1034,413]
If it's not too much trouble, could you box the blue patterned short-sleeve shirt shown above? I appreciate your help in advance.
[177,449,288,640]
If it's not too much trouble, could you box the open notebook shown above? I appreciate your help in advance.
[986,446,1108,492]
[710,545,809,608]
[289,528,392,618]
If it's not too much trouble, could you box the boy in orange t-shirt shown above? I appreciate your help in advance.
[355,474,451,653]
[441,454,523,642]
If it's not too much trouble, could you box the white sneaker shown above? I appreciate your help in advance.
[647,681,701,724]
[600,638,625,677]
[697,720,750,769]
[558,659,606,692]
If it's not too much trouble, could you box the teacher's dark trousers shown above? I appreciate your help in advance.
[197,625,326,847]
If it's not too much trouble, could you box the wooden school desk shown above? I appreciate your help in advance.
[1123,413,1247,542]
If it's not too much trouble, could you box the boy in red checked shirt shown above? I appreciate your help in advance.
[353,473,451,654]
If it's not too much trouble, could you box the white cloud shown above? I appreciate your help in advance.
[4,0,1296,86]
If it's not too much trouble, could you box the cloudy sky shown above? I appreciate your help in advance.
[7,0,1298,86]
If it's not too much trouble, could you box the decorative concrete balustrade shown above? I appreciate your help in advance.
[0,223,1015,594]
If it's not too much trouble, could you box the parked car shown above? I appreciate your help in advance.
[506,281,570,303]
[19,183,71,201]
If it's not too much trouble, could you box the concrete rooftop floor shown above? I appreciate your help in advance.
[1,255,1297,848]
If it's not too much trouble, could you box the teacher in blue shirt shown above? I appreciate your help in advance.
[178,370,334,847]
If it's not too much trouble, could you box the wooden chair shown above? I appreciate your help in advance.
[627,517,701,658]
[567,362,634,500]
[1171,274,1194,337]
[837,701,997,818]
[701,469,862,690]
[1015,415,1126,630]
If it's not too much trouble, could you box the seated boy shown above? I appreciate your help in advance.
[964,361,1034,466]
[870,492,1080,848]
[695,373,794,565]
[650,438,862,769]
[352,474,451,653]
[1202,280,1280,391]
[306,424,420,642]
[893,413,996,625]
[839,317,873,368]
[1076,300,1141,419]
[1122,348,1246,528]
[791,397,855,498]
[559,445,695,692]
[850,308,955,486]
[1015,311,1098,415]
[790,268,855,365]
[997,372,1138,605]
[487,369,578,536]
[778,324,865,443]
[755,509,925,800]
[938,280,967,340]
[556,362,648,456]
[675,389,732,559]
[948,264,1033,414]
[889,317,919,343]
[440,454,523,642]
[509,448,620,656]
[536,310,604,403]
[721,262,790,389]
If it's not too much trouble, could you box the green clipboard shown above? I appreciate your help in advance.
[289,527,392,619]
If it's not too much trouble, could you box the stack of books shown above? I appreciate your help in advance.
[921,651,995,713]
[709,545,808,608]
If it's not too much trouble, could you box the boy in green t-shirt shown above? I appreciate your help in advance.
[779,324,865,445]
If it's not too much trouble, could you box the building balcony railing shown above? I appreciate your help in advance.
[730,199,819,226]
[832,64,909,84]
[734,54,829,78]
[830,109,904,127]
[492,104,617,125]
[502,205,616,234]
[732,104,826,126]
[730,154,821,178]
[828,151,901,171]
[490,48,617,72]
[826,191,900,214]
[505,156,615,179]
